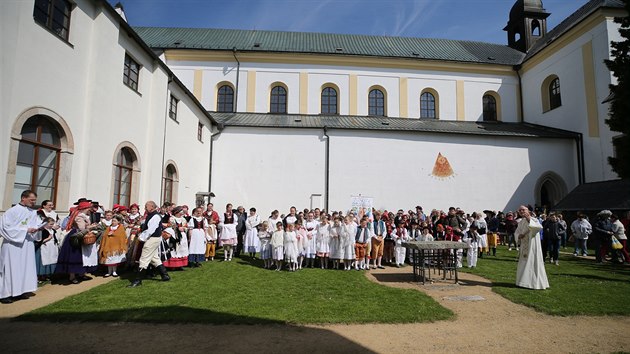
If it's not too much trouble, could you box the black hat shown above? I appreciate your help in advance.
[73,198,92,205]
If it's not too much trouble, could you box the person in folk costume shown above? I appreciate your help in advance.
[37,200,60,226]
[293,219,307,270]
[267,210,282,233]
[233,206,247,258]
[55,200,99,284]
[329,216,343,270]
[316,214,331,269]
[0,190,42,303]
[341,215,357,270]
[472,212,488,258]
[203,203,219,260]
[125,204,144,268]
[188,207,208,267]
[303,212,318,268]
[464,225,479,268]
[218,203,238,262]
[244,207,261,258]
[443,225,463,268]
[258,221,272,268]
[98,215,128,277]
[354,218,371,271]
[283,206,298,228]
[370,211,386,270]
[284,223,299,272]
[128,201,171,287]
[515,205,549,290]
[270,222,285,271]
[181,205,192,223]
[392,222,409,267]
[35,217,58,283]
[163,206,189,270]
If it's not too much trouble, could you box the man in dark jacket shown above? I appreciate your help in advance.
[445,207,466,236]
[543,213,564,265]
[593,210,614,263]
[234,206,247,257]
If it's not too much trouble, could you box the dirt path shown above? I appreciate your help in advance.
[0,268,628,353]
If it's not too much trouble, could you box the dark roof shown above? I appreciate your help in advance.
[134,27,525,66]
[524,0,625,61]
[211,112,579,139]
[553,179,630,211]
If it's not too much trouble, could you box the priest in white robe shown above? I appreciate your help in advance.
[0,190,41,303]
[515,205,549,290]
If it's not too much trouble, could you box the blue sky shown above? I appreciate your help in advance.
[110,0,586,44]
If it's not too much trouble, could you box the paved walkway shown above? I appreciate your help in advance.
[1,268,629,353]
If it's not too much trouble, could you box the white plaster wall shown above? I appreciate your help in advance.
[212,127,577,217]
[521,18,619,182]
[211,128,325,218]
[0,0,212,211]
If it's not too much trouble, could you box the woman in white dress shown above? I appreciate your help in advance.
[219,204,238,261]
[515,206,549,290]
[244,207,261,258]
[316,215,331,269]
[303,212,318,268]
[284,224,299,271]
[187,207,207,267]
[329,217,343,269]
[267,210,282,233]
[472,212,488,258]
[258,222,272,268]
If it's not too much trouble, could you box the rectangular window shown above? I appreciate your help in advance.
[34,0,72,41]
[123,54,140,91]
[169,95,178,121]
[197,122,203,142]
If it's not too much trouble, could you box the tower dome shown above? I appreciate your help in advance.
[505,0,550,52]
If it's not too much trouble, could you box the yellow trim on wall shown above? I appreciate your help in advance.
[456,80,465,121]
[246,70,256,112]
[164,51,516,76]
[349,75,358,115]
[193,70,203,101]
[582,41,600,138]
[299,72,308,114]
[399,77,408,118]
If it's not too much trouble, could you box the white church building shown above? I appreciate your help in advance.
[0,0,625,217]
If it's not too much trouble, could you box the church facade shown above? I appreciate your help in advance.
[0,0,625,216]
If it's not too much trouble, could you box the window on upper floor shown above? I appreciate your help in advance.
[420,91,437,119]
[123,54,140,92]
[33,0,72,41]
[162,164,177,204]
[270,85,287,114]
[217,85,234,113]
[368,89,385,116]
[113,147,136,207]
[321,87,338,114]
[169,95,178,121]
[549,78,562,110]
[482,94,497,122]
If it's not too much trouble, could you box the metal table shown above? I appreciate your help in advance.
[403,241,468,284]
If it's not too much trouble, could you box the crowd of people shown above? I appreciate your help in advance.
[1,189,628,303]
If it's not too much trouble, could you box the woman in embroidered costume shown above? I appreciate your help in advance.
[35,217,58,282]
[163,206,189,270]
[244,207,261,258]
[98,215,127,277]
[219,203,238,261]
[188,207,208,267]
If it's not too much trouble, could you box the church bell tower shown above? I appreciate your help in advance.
[504,0,550,53]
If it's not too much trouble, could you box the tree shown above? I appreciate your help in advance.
[605,0,630,178]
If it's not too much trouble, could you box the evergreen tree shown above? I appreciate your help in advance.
[604,0,630,178]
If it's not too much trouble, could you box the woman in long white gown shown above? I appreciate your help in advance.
[515,205,549,290]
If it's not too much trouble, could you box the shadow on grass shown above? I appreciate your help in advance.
[371,272,415,284]
[6,308,377,353]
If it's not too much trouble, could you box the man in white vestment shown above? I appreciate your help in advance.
[0,190,41,304]
[515,205,549,290]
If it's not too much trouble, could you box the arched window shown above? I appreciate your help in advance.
[162,164,177,204]
[368,89,385,116]
[270,85,287,113]
[420,91,437,119]
[113,147,136,206]
[217,85,234,113]
[549,78,562,110]
[482,94,497,121]
[13,115,61,204]
[321,87,338,114]
[532,20,541,36]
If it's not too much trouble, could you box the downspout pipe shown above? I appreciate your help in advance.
[208,123,224,195]
[514,65,525,123]
[160,74,174,205]
[323,126,330,212]
[576,132,585,185]
[232,47,240,112]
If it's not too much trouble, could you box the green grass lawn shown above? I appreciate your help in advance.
[20,258,453,325]
[460,247,630,316]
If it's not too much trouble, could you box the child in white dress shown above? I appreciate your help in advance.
[284,223,299,271]
[393,223,409,267]
[258,221,272,268]
[304,212,318,268]
[316,215,331,269]
[270,222,284,271]
[341,216,357,270]
[465,225,479,268]
[329,217,342,270]
[295,220,307,270]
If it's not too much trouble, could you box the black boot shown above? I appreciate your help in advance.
[127,269,146,288]
[157,265,171,281]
